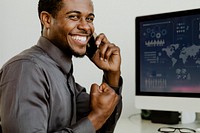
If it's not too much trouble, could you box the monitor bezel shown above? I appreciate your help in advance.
[135,8,200,98]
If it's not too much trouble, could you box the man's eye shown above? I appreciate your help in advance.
[86,17,94,23]
[68,15,79,20]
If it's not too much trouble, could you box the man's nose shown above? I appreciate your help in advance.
[77,18,91,31]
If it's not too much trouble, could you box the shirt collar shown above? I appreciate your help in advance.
[37,36,72,75]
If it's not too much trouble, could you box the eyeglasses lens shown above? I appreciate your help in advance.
[179,128,196,133]
[159,127,175,132]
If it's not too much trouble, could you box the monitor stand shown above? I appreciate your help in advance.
[151,110,180,124]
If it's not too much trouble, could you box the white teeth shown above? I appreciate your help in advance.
[72,36,87,42]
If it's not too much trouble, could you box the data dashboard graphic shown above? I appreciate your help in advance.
[138,11,200,93]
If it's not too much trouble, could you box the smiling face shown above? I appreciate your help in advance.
[41,0,95,57]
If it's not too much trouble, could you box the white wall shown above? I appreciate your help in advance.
[0,0,200,118]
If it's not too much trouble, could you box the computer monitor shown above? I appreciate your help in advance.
[135,8,200,112]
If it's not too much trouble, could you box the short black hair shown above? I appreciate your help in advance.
[38,0,63,18]
[38,0,63,33]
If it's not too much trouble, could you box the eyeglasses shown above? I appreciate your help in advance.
[158,127,196,133]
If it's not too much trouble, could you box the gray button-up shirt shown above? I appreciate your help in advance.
[0,37,122,133]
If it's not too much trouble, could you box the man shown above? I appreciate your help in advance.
[0,0,123,132]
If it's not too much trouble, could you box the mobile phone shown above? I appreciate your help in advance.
[86,34,97,58]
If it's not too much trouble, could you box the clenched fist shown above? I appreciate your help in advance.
[88,83,119,130]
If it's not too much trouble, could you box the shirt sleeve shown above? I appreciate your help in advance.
[0,60,95,133]
[0,60,50,133]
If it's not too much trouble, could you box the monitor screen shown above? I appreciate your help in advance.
[135,8,200,112]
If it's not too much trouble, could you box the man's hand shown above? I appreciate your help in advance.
[88,83,119,130]
[91,33,121,87]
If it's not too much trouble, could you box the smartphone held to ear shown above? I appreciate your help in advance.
[86,34,98,58]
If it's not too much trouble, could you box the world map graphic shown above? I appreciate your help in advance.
[162,44,200,67]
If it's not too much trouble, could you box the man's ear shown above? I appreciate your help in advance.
[40,11,52,29]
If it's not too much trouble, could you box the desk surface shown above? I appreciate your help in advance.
[115,114,200,133]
